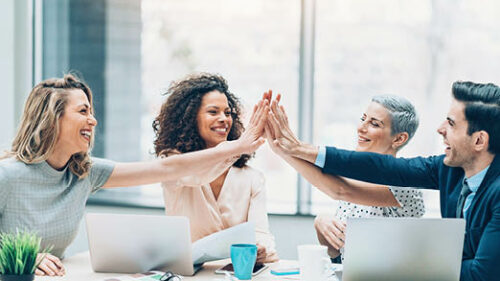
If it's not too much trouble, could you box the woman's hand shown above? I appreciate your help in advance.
[314,214,346,252]
[232,98,269,155]
[266,94,302,156]
[35,253,65,276]
[256,243,268,263]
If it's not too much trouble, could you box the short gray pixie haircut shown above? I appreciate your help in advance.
[371,95,419,149]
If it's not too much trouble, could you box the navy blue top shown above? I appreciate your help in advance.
[322,147,500,281]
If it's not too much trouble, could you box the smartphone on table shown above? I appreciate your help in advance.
[215,263,268,276]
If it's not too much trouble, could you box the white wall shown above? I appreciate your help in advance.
[0,0,33,151]
[0,0,16,150]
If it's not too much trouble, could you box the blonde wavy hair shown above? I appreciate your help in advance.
[3,74,95,178]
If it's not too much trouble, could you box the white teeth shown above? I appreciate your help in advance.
[81,131,91,137]
[214,128,226,132]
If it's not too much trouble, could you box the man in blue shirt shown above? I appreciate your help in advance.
[266,81,500,281]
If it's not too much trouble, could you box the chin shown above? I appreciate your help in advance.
[443,157,458,167]
[355,145,369,152]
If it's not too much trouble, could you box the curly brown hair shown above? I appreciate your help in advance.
[153,73,251,167]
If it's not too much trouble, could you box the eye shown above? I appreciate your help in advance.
[371,121,380,127]
[80,108,88,114]
[208,110,217,115]
[225,111,231,116]
[360,116,365,121]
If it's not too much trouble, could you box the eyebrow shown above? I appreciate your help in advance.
[447,117,455,126]
[365,114,384,125]
[206,105,230,110]
[78,104,90,109]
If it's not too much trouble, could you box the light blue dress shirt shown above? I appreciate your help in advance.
[463,165,490,217]
[315,146,327,168]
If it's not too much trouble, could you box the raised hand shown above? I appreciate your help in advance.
[232,98,269,155]
[266,94,302,157]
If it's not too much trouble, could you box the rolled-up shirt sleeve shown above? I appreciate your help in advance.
[89,157,116,193]
[315,146,327,168]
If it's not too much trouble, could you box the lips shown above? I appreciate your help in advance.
[80,129,92,142]
[358,135,371,143]
[211,125,228,135]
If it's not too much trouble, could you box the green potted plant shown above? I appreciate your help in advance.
[0,231,50,281]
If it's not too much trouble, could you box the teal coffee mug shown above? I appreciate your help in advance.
[230,244,257,280]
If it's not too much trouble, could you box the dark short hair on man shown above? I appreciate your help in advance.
[452,81,500,154]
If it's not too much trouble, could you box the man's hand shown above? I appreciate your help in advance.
[314,214,346,253]
[35,253,65,276]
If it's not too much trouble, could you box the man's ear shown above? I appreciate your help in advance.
[392,132,409,150]
[473,130,490,152]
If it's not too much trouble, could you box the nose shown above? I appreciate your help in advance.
[217,112,229,122]
[437,121,446,136]
[88,114,98,127]
[357,120,368,133]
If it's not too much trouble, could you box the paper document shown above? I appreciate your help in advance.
[192,222,255,264]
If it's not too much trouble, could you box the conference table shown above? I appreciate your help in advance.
[35,251,312,281]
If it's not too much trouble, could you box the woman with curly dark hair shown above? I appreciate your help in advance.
[153,73,278,263]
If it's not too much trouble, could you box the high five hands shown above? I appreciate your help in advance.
[242,89,317,164]
[259,90,318,163]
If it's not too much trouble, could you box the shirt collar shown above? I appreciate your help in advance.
[465,165,490,193]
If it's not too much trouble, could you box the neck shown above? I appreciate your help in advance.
[463,151,495,178]
[46,151,72,170]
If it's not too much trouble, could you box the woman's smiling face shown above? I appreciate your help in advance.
[55,89,97,155]
[356,101,395,155]
[196,90,233,148]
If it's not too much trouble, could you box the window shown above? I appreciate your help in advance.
[34,0,500,214]
[312,0,500,213]
[40,0,301,213]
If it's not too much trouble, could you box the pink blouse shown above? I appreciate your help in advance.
[162,162,278,262]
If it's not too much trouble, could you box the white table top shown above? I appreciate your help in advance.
[36,252,301,281]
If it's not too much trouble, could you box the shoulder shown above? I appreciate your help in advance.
[230,166,266,190]
[0,157,32,181]
[232,165,264,180]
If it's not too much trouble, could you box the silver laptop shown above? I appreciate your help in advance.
[342,218,465,281]
[85,213,201,275]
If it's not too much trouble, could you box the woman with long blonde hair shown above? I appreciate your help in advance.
[0,74,268,276]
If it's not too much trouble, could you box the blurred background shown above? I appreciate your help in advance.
[1,0,500,258]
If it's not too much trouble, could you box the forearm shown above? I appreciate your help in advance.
[282,153,399,206]
[289,142,319,164]
[281,153,346,199]
[103,141,242,188]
